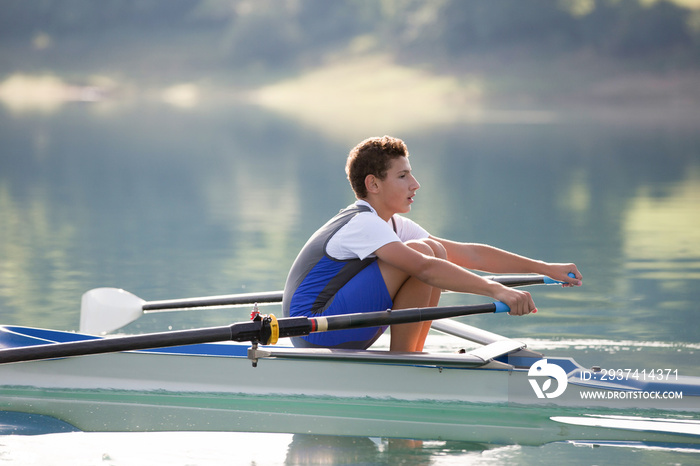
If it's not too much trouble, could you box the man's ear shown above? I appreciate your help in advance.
[365,174,379,194]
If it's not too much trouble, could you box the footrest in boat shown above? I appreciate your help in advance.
[465,339,527,363]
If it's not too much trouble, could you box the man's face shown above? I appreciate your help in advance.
[376,156,421,214]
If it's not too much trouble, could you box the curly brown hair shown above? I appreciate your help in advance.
[345,136,409,199]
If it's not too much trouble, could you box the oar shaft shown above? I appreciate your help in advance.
[141,275,559,312]
[316,303,505,333]
[143,291,284,311]
[484,275,551,287]
[0,303,507,364]
[0,325,239,365]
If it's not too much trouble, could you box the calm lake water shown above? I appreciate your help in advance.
[1,100,699,464]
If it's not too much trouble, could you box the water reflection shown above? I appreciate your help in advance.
[0,103,698,350]
[0,74,106,114]
[0,429,694,465]
[285,435,382,465]
[623,168,700,265]
[416,123,700,344]
[284,434,497,465]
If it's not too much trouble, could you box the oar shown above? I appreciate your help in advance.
[80,288,284,335]
[1,302,509,365]
[483,274,573,287]
[80,274,570,335]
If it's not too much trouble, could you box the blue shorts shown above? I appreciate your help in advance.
[291,261,393,349]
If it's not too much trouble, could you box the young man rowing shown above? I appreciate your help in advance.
[283,136,582,352]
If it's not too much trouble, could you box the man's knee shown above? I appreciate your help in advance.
[406,238,446,260]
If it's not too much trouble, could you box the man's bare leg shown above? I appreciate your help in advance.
[378,239,446,352]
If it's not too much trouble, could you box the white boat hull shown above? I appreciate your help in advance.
[1,325,699,444]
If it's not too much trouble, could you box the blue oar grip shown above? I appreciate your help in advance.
[543,272,576,285]
[494,302,510,313]
[496,273,575,313]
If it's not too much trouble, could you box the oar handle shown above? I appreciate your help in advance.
[494,302,510,313]
[485,273,576,287]
[548,272,577,284]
